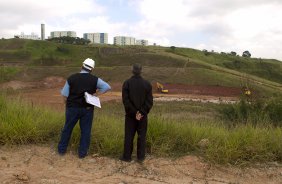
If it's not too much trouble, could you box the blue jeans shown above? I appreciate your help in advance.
[58,107,94,158]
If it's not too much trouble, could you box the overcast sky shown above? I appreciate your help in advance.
[0,0,282,60]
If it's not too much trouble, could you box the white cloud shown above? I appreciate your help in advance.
[0,0,105,37]
[221,4,282,58]
[0,0,282,60]
[133,0,282,60]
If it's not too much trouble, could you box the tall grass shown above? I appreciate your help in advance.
[0,94,63,144]
[220,97,282,127]
[0,95,281,165]
[0,66,22,82]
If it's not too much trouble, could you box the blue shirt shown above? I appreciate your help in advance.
[61,70,111,97]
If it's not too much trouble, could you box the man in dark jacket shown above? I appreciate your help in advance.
[58,58,111,158]
[120,63,153,162]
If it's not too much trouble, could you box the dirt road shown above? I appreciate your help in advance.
[1,145,281,184]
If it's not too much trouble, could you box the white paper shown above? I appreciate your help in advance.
[84,92,101,108]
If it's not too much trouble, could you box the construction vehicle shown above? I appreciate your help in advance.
[156,82,168,93]
[240,74,252,100]
[244,87,251,97]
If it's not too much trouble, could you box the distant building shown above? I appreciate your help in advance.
[41,24,45,40]
[136,39,148,46]
[114,36,135,46]
[14,32,40,40]
[50,31,76,38]
[83,33,108,44]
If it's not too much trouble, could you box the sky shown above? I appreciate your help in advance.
[0,0,282,60]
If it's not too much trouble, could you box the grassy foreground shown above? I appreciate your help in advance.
[0,95,281,165]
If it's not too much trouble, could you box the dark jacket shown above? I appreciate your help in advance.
[122,75,153,117]
[67,73,98,108]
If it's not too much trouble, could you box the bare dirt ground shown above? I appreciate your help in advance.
[1,145,281,184]
[1,77,282,184]
[0,77,240,110]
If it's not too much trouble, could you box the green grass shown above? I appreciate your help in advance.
[169,47,282,84]
[0,94,63,144]
[5,65,280,98]
[220,97,282,127]
[0,39,281,96]
[0,66,22,82]
[0,95,281,165]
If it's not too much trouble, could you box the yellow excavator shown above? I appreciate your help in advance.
[244,87,251,97]
[240,75,252,97]
[244,88,252,96]
[156,82,168,93]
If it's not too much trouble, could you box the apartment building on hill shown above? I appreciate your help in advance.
[14,32,40,40]
[136,39,148,46]
[50,31,76,38]
[83,33,108,44]
[114,36,135,46]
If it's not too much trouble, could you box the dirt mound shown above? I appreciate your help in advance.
[0,80,34,90]
[0,145,281,184]
[43,76,65,88]
[0,76,66,91]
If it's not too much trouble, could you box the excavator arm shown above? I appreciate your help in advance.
[156,82,168,93]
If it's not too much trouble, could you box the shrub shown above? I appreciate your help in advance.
[265,98,282,126]
[242,51,251,57]
[56,46,70,54]
[220,97,282,127]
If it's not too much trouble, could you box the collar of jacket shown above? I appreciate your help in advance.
[80,69,90,73]
[132,75,142,78]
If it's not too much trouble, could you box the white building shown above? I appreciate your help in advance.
[83,33,108,44]
[14,32,40,40]
[50,31,76,38]
[114,36,135,46]
[41,24,45,40]
[136,39,148,46]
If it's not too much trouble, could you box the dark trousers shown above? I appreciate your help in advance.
[123,115,148,160]
[58,107,94,158]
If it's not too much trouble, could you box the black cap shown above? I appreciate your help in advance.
[132,63,142,75]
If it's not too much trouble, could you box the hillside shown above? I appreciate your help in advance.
[168,47,282,84]
[1,39,282,183]
[0,38,281,96]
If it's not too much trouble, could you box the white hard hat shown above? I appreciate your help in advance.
[83,58,95,70]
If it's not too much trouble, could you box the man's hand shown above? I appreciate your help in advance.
[63,96,67,104]
[136,111,144,121]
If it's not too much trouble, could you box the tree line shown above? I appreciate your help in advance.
[47,36,91,45]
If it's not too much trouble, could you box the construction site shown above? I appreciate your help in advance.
[0,39,281,183]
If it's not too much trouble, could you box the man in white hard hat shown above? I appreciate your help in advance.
[58,58,111,158]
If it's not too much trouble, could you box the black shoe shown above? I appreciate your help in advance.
[79,154,87,159]
[137,158,145,163]
[119,156,132,162]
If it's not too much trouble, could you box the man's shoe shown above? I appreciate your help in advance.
[79,154,87,159]
[119,156,132,162]
[79,152,87,159]
[137,158,145,163]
